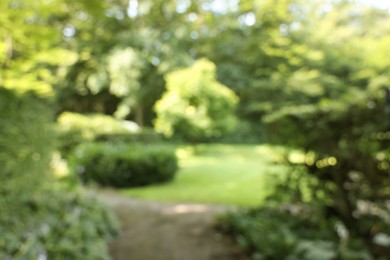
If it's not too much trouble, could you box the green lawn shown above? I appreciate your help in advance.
[122,144,289,207]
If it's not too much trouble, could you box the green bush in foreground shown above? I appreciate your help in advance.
[0,88,119,259]
[0,187,119,260]
[218,207,373,260]
[70,142,178,187]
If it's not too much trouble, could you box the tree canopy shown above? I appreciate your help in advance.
[154,58,238,141]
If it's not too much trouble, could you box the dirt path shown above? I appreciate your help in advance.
[97,190,246,260]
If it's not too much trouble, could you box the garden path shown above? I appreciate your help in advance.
[97,190,246,260]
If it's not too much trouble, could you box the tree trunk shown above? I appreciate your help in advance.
[332,168,357,233]
[135,106,144,127]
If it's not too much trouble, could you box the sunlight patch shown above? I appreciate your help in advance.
[163,204,209,215]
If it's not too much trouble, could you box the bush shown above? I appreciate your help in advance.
[263,85,390,257]
[70,142,178,187]
[0,187,119,260]
[57,112,158,155]
[40,189,119,259]
[218,207,373,260]
[0,88,119,259]
[0,88,54,205]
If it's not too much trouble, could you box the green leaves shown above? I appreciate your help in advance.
[70,142,178,187]
[108,47,144,98]
[246,3,390,257]
[0,88,119,259]
[154,59,238,141]
[218,207,339,259]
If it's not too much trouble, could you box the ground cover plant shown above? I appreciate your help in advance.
[217,206,374,260]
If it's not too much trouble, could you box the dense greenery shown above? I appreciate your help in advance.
[154,59,238,141]
[3,0,390,257]
[70,142,178,187]
[218,207,372,259]
[57,112,161,155]
[256,3,390,257]
[0,88,118,259]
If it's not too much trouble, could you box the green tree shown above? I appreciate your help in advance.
[0,1,118,258]
[261,1,390,256]
[55,0,195,125]
[107,47,145,121]
[196,0,298,120]
[154,59,238,142]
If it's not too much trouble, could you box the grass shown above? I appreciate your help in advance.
[122,144,289,207]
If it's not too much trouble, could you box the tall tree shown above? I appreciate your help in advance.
[154,59,238,141]
[260,1,390,255]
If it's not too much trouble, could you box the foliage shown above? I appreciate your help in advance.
[39,189,119,260]
[54,1,168,126]
[259,3,390,255]
[0,0,70,99]
[60,54,165,126]
[57,112,163,159]
[70,142,178,187]
[107,47,144,100]
[0,88,118,259]
[154,59,239,142]
[5,0,390,258]
[57,112,140,155]
[198,0,298,122]
[218,207,373,260]
[106,47,151,123]
[0,88,55,250]
[212,120,266,144]
[263,87,390,256]
[0,187,119,260]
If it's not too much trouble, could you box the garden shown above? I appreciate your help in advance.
[2,0,390,259]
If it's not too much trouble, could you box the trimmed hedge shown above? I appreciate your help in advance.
[70,142,178,187]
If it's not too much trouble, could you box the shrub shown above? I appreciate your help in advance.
[0,88,119,259]
[0,88,54,205]
[70,142,178,187]
[0,187,119,260]
[57,112,143,155]
[218,207,373,260]
[39,189,119,259]
[263,85,390,257]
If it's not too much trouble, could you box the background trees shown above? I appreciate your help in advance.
[154,59,238,141]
